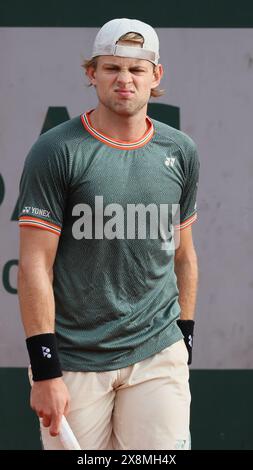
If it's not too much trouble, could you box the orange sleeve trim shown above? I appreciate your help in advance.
[19,224,61,236]
[179,212,197,230]
[19,216,61,230]
[19,216,61,235]
[174,212,197,231]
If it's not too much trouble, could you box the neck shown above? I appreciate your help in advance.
[89,104,148,142]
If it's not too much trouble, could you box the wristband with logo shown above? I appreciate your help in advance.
[26,333,62,381]
[177,319,195,365]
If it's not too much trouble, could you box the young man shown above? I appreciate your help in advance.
[18,18,199,450]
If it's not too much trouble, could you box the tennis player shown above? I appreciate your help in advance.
[18,18,200,450]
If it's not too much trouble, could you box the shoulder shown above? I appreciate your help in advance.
[34,116,85,151]
[151,118,198,158]
[25,115,88,167]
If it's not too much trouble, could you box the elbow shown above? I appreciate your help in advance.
[174,248,198,278]
[175,244,198,265]
[17,261,27,284]
[18,260,53,284]
[187,249,198,267]
[17,261,32,289]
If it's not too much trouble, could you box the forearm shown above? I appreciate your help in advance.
[18,265,55,337]
[17,230,69,434]
[174,250,198,320]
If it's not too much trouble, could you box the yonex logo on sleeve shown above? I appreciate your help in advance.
[42,346,52,359]
[22,206,50,217]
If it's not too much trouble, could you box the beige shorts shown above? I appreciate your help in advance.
[33,339,191,450]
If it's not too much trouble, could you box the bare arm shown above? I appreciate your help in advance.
[18,227,70,436]
[174,225,198,320]
[18,227,58,335]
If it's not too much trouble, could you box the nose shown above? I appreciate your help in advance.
[116,70,133,86]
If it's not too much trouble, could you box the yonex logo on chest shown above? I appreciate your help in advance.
[164,156,176,168]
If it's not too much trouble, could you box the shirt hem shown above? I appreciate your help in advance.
[59,331,183,373]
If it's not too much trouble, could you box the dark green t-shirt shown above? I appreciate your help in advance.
[18,111,200,371]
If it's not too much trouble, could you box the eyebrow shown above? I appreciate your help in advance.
[103,62,145,68]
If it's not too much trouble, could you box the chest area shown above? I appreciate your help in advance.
[70,144,185,208]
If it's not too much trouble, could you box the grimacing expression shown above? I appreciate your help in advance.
[87,55,162,116]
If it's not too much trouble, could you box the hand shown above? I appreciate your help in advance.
[177,319,195,365]
[30,377,70,436]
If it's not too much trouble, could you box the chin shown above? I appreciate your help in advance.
[114,108,135,117]
[112,102,146,117]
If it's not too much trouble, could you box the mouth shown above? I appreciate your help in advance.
[115,90,135,99]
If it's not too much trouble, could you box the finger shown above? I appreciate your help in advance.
[42,415,51,428]
[49,413,62,436]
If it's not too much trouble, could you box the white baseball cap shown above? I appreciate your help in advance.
[91,18,160,65]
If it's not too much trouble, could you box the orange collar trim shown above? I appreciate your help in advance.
[81,110,154,150]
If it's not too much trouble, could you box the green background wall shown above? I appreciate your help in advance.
[1,369,252,450]
[0,0,253,27]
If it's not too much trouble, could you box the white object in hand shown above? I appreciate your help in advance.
[59,416,81,450]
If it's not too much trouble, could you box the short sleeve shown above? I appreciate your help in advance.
[178,141,200,230]
[18,136,69,236]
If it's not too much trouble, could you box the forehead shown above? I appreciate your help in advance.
[97,55,152,69]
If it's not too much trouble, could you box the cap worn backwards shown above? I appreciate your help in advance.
[91,18,160,65]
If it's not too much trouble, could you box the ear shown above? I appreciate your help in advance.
[86,65,97,86]
[151,64,164,89]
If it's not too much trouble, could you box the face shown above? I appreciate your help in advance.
[87,54,163,117]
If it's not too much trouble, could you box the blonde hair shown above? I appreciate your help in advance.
[82,32,165,98]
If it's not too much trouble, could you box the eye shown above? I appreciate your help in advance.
[104,66,119,71]
[130,68,146,74]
